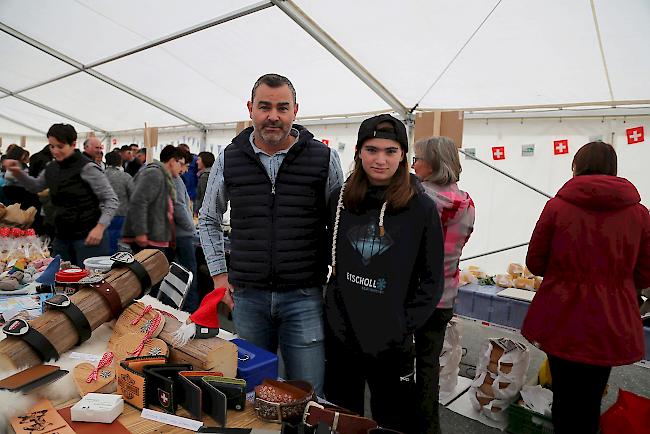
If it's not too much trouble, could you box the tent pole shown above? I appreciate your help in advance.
[457,148,552,199]
[0,85,109,134]
[201,129,208,152]
[0,22,205,130]
[0,113,46,136]
[272,0,406,117]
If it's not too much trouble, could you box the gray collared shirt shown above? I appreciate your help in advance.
[198,129,344,276]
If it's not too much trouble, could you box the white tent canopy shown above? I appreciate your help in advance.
[1,0,649,136]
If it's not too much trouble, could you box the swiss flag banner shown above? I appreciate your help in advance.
[626,126,644,144]
[553,139,569,155]
[321,139,330,146]
[492,146,505,160]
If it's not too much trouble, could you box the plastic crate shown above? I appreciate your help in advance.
[232,338,278,393]
[507,402,554,434]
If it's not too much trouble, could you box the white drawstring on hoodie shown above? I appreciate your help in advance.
[331,182,387,276]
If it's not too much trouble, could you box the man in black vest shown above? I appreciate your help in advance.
[199,74,343,394]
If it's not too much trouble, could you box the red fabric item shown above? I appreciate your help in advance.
[600,390,650,434]
[189,287,226,328]
[522,175,650,366]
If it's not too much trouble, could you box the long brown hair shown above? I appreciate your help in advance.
[343,126,415,212]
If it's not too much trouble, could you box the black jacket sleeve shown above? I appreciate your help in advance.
[405,196,445,333]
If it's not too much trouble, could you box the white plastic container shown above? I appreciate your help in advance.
[83,256,114,274]
[71,393,123,423]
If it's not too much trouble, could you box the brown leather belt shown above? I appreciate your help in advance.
[88,281,123,319]
[254,379,315,423]
[303,401,378,434]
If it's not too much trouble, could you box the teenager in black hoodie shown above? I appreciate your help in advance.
[325,114,444,434]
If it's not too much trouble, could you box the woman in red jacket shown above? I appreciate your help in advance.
[522,141,650,434]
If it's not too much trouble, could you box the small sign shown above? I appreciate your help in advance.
[492,146,505,160]
[463,148,476,160]
[521,144,535,157]
[626,126,644,144]
[589,135,603,142]
[338,142,346,152]
[553,139,569,155]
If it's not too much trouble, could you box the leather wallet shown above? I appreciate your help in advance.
[0,364,68,393]
[117,356,168,409]
[203,376,247,411]
[178,370,227,425]
[143,363,193,414]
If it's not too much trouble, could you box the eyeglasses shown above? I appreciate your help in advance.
[412,156,422,165]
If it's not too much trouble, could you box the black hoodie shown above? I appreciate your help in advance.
[325,176,445,356]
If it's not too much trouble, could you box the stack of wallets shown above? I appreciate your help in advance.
[70,393,124,424]
[0,364,68,393]
[116,356,246,426]
[178,371,246,426]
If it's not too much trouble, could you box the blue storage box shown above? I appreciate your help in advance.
[232,338,278,393]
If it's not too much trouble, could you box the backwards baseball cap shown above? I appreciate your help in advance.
[356,114,408,153]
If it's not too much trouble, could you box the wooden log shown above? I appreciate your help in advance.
[0,249,169,370]
[158,315,238,377]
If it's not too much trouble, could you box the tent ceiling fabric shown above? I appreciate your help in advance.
[0,0,648,135]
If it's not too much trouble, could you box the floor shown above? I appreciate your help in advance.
[220,314,650,433]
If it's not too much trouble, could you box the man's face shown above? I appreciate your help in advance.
[84,138,104,159]
[136,152,146,164]
[247,83,298,148]
[121,149,133,162]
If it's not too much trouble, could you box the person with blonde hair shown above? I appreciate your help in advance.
[412,136,475,434]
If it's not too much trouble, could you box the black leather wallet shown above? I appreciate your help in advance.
[178,371,227,425]
[203,376,246,411]
[143,363,194,413]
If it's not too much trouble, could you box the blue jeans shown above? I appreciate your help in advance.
[233,287,325,395]
[53,233,110,268]
[175,236,199,312]
[107,216,125,255]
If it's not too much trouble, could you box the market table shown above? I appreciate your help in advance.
[55,395,280,433]
[454,283,650,361]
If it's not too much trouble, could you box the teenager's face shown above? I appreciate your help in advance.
[359,138,404,186]
[167,158,183,178]
[197,156,205,171]
[48,136,76,161]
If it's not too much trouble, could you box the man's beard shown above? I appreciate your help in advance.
[258,121,291,146]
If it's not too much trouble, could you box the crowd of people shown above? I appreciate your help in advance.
[0,131,215,313]
[0,72,648,433]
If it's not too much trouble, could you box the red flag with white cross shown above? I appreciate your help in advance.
[626,126,644,144]
[553,139,569,155]
[492,146,505,160]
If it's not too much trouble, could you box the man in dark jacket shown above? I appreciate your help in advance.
[29,144,53,177]
[122,145,183,261]
[199,74,343,394]
[179,143,198,201]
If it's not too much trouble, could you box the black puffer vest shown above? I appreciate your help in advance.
[45,150,101,239]
[224,126,331,290]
